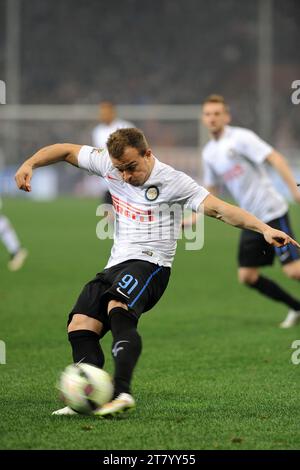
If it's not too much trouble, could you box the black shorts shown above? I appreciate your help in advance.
[68,259,171,337]
[238,212,300,267]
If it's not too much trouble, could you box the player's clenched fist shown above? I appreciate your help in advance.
[15,163,33,192]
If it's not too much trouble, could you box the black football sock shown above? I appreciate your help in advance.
[109,307,142,398]
[249,275,300,311]
[68,330,105,368]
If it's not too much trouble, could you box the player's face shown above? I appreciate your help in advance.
[99,103,116,124]
[202,103,230,135]
[111,147,154,186]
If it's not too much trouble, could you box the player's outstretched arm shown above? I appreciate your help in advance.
[202,194,300,248]
[15,143,82,192]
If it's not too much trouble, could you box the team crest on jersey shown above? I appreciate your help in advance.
[145,186,159,201]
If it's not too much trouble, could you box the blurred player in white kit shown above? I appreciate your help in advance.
[189,94,300,328]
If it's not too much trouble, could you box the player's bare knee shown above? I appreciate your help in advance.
[282,260,300,280]
[238,269,259,285]
[283,268,300,281]
[108,299,128,314]
[68,313,103,334]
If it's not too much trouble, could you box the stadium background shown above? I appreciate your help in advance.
[0,0,300,196]
[1,0,300,451]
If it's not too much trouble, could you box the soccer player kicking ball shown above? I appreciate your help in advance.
[15,128,299,417]
[197,94,300,328]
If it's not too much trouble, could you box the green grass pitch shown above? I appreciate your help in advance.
[0,198,300,450]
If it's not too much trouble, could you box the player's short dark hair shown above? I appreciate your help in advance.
[202,94,230,112]
[107,128,149,159]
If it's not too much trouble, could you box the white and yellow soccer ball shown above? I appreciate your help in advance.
[58,363,113,414]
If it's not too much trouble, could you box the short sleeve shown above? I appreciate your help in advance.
[77,145,112,177]
[185,185,210,211]
[173,171,209,211]
[236,129,273,164]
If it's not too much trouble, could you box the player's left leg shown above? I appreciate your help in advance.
[0,214,28,271]
[108,299,142,397]
[94,299,140,417]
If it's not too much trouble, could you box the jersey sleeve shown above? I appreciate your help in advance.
[236,129,273,164]
[173,171,209,211]
[77,145,112,177]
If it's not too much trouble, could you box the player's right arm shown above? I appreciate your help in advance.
[203,194,300,248]
[15,143,82,192]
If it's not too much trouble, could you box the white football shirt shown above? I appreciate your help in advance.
[78,146,209,268]
[202,126,288,223]
[92,119,135,149]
